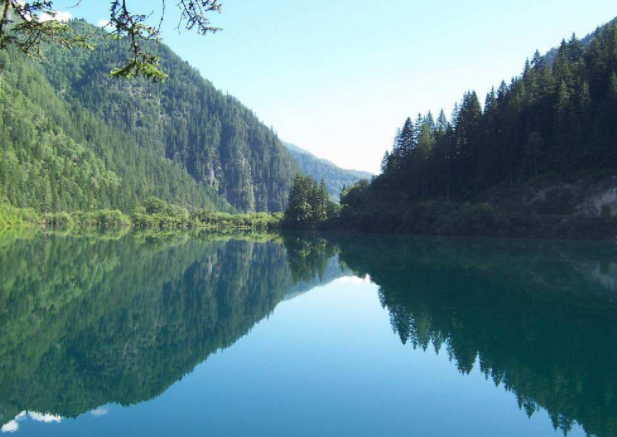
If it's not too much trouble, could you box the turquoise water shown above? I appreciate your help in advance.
[1,232,616,436]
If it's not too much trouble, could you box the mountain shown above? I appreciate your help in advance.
[285,142,313,156]
[0,19,298,213]
[284,142,372,201]
[0,46,230,213]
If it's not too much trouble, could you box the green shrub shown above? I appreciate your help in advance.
[49,212,74,228]
[0,203,40,229]
[72,210,131,228]
[144,197,169,214]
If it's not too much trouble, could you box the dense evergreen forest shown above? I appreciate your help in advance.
[284,142,371,202]
[0,48,230,213]
[381,24,617,196]
[335,20,617,236]
[0,19,298,214]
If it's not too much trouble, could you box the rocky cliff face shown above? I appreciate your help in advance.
[574,177,617,218]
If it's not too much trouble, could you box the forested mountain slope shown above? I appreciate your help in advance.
[0,48,230,212]
[337,18,617,236]
[284,142,372,201]
[45,20,297,213]
[0,19,298,213]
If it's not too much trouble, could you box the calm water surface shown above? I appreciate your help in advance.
[1,231,616,436]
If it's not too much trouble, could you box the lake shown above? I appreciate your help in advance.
[1,231,616,437]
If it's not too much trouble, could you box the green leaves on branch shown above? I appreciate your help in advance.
[178,0,222,35]
[107,2,167,81]
[110,55,167,82]
[0,2,92,57]
[0,1,223,81]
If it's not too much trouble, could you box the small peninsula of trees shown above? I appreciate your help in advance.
[283,175,339,229]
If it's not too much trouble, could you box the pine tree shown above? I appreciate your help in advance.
[381,151,391,173]
[283,175,334,229]
[399,118,414,164]
[284,175,312,227]
[453,91,483,193]
[531,50,545,72]
[318,178,329,222]
[554,80,573,171]
[416,121,435,199]
[567,33,584,63]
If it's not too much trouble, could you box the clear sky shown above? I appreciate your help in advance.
[54,0,617,173]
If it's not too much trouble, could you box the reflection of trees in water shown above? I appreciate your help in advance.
[4,231,617,437]
[0,231,342,426]
[281,233,352,300]
[333,234,617,437]
[282,233,342,283]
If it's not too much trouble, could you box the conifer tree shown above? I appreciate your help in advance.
[399,118,414,163]
[532,50,545,72]
[283,175,336,229]
[567,34,584,63]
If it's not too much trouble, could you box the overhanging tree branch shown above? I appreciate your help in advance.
[0,0,223,80]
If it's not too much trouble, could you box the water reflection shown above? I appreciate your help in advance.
[1,412,62,434]
[1,231,617,436]
[0,231,344,430]
[331,234,617,437]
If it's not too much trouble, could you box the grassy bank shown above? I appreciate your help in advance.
[0,200,283,232]
[0,204,40,229]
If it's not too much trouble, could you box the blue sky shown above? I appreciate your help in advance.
[54,0,617,173]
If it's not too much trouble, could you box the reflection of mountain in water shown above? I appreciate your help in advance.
[0,232,345,427]
[284,255,351,301]
[332,234,617,437]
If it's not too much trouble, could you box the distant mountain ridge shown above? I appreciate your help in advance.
[284,142,372,202]
[285,142,313,156]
